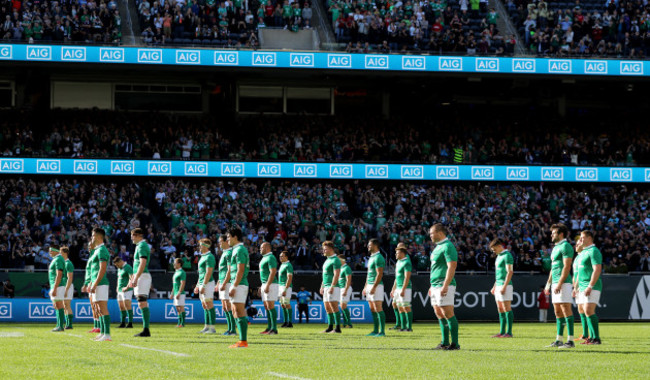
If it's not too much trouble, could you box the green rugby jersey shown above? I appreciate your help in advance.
[133,240,151,274]
[495,250,514,286]
[84,256,92,286]
[572,252,582,283]
[218,248,232,283]
[48,254,67,288]
[338,263,352,288]
[395,256,413,289]
[198,252,216,284]
[322,255,342,287]
[89,245,110,286]
[229,243,250,286]
[430,239,458,287]
[366,252,385,285]
[577,245,603,291]
[279,261,294,285]
[65,259,74,280]
[117,263,133,292]
[173,268,187,295]
[259,253,280,284]
[551,240,574,284]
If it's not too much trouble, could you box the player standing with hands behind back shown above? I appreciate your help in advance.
[489,238,514,338]
[363,239,386,337]
[544,223,575,348]
[127,228,153,337]
[227,227,251,349]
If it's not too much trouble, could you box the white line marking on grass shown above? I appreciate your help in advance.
[67,334,85,338]
[266,372,312,380]
[0,332,24,337]
[120,344,190,357]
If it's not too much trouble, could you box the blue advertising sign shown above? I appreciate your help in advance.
[1,44,649,77]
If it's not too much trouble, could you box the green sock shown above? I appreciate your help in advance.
[64,314,70,328]
[378,311,386,334]
[57,309,64,329]
[371,312,379,334]
[180,311,185,326]
[266,309,273,330]
[99,314,105,334]
[399,312,408,330]
[579,313,589,338]
[142,307,150,329]
[271,308,278,330]
[228,311,236,332]
[556,317,565,337]
[407,311,413,330]
[177,311,182,326]
[334,311,341,327]
[225,310,232,331]
[94,318,99,329]
[499,312,506,335]
[127,309,134,323]
[566,315,575,337]
[587,315,600,339]
[347,309,353,325]
[343,309,351,325]
[120,310,127,324]
[439,319,450,345]
[393,307,401,328]
[447,316,459,345]
[210,308,217,326]
[506,310,514,335]
[103,315,111,335]
[288,307,293,323]
[237,317,248,341]
[327,313,334,327]
[203,309,209,326]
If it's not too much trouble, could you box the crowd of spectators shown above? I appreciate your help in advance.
[511,0,650,57]
[3,109,650,166]
[1,177,649,276]
[327,0,517,54]
[1,0,122,43]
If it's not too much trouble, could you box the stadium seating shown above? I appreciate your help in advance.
[0,177,647,274]
[0,0,122,43]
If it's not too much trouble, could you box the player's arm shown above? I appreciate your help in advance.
[129,258,147,288]
[177,279,186,299]
[65,270,74,295]
[51,269,63,297]
[343,273,352,295]
[401,269,411,296]
[544,268,553,295]
[264,267,277,293]
[501,264,513,294]
[91,261,107,292]
[232,263,245,287]
[441,261,457,296]
[201,266,214,295]
[329,268,341,294]
[585,251,602,296]
[556,257,572,293]
[372,267,384,292]
[221,267,231,290]
[285,272,293,289]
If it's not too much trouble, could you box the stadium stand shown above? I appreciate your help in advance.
[2,109,650,165]
[0,0,122,43]
[510,0,650,57]
[326,0,518,54]
[1,177,648,274]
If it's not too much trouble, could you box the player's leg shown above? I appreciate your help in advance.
[549,300,566,346]
[51,294,64,332]
[401,289,413,331]
[64,286,74,329]
[584,291,601,345]
[438,285,459,350]
[117,293,127,328]
[331,300,342,333]
[221,300,231,334]
[134,274,152,337]
[503,300,513,337]
[228,285,249,348]
[124,296,134,328]
[494,287,506,337]
[89,293,100,333]
[96,286,111,341]
[267,300,279,334]
[366,286,379,336]
[433,305,450,349]
[390,300,401,330]
[205,299,216,333]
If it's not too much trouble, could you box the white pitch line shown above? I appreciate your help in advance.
[0,332,24,337]
[266,372,311,380]
[120,344,190,357]
[67,333,85,338]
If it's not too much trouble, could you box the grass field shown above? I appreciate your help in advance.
[1,322,648,379]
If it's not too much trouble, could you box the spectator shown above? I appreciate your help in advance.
[3,280,15,298]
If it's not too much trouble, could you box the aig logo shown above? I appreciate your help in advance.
[258,163,281,177]
[471,166,494,180]
[541,167,564,181]
[290,53,314,67]
[575,168,597,181]
[402,56,426,70]
[347,304,365,320]
[37,160,60,173]
[75,303,94,319]
[214,51,238,65]
[610,168,632,181]
[365,165,388,178]
[0,302,11,319]
[26,46,52,60]
[401,165,424,179]
[111,161,135,175]
[0,158,24,173]
[294,164,317,177]
[252,52,276,66]
[137,49,163,63]
[436,166,459,179]
[327,54,351,68]
[29,302,56,319]
[74,160,97,174]
[99,48,124,62]
[221,162,244,176]
[176,50,200,64]
[165,303,193,320]
[620,61,643,75]
[512,59,535,72]
[476,58,498,72]
[585,60,607,74]
[61,46,86,61]
[645,169,650,182]
[148,162,172,175]
[308,304,324,319]
[365,55,389,69]
[330,164,352,178]
[506,167,529,180]
[439,57,462,71]
[549,60,571,73]
[185,162,208,176]
[0,44,12,59]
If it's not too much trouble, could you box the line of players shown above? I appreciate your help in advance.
[46,222,602,349]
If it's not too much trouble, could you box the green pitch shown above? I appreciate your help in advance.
[1,322,648,379]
